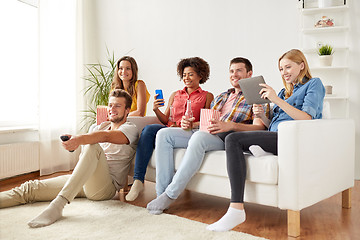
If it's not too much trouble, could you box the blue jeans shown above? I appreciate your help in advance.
[155,128,225,199]
[133,124,166,182]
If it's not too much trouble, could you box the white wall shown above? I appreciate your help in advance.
[81,0,360,179]
[83,0,299,99]
[349,0,360,179]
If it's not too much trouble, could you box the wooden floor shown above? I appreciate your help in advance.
[1,172,359,240]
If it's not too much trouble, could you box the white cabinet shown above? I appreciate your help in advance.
[299,0,349,118]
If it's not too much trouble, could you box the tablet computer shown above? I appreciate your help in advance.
[238,75,271,104]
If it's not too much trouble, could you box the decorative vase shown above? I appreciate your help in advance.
[319,55,333,66]
[325,85,333,95]
[318,0,333,8]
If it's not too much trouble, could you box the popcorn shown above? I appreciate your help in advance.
[200,109,221,132]
[96,105,108,125]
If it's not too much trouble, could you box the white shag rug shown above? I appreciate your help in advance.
[0,199,268,240]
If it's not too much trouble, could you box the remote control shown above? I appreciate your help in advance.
[60,135,74,152]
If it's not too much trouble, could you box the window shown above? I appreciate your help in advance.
[0,0,38,128]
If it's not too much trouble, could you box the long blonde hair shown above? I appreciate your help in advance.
[279,49,312,99]
[111,56,138,97]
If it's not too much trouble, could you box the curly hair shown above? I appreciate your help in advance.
[176,57,210,84]
[111,56,139,97]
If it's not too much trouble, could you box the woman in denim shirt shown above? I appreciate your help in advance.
[207,49,325,232]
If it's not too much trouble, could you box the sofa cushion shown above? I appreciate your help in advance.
[148,149,279,185]
[245,154,278,185]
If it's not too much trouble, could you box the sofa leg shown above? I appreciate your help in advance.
[342,188,352,209]
[287,210,300,237]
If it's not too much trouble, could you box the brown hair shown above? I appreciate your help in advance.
[109,89,133,109]
[230,57,253,72]
[279,49,312,99]
[176,57,210,84]
[111,56,139,97]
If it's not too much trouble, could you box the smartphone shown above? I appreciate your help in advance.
[155,89,164,106]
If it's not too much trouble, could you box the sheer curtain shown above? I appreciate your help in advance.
[38,0,81,175]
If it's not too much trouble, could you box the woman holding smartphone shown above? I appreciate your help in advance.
[207,49,325,232]
[125,57,214,201]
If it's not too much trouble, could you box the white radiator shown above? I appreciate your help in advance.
[0,142,40,179]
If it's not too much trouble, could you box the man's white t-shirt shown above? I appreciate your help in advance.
[92,121,138,191]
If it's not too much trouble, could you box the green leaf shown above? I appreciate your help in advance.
[81,49,117,131]
[317,44,334,55]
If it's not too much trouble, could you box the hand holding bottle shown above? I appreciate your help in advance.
[180,115,195,130]
[181,100,194,130]
[252,104,265,118]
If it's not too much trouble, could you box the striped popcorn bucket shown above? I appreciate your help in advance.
[96,105,109,125]
[200,109,221,132]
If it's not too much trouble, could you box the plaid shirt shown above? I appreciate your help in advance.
[211,88,269,124]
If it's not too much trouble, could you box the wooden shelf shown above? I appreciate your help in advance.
[302,26,349,34]
[311,66,348,71]
[324,95,348,100]
[300,2,349,118]
[302,5,349,15]
[302,47,349,54]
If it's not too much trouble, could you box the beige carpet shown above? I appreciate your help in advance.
[0,199,268,240]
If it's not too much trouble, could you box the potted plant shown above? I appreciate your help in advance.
[81,49,117,131]
[317,44,334,67]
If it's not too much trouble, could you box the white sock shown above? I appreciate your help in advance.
[146,192,175,215]
[28,195,67,228]
[125,179,144,201]
[206,207,246,232]
[249,145,274,157]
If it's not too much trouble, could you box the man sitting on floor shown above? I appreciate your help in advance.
[0,89,138,228]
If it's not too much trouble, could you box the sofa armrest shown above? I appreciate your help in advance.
[277,119,355,210]
[127,116,162,134]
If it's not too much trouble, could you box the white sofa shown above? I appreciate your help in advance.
[127,116,355,237]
